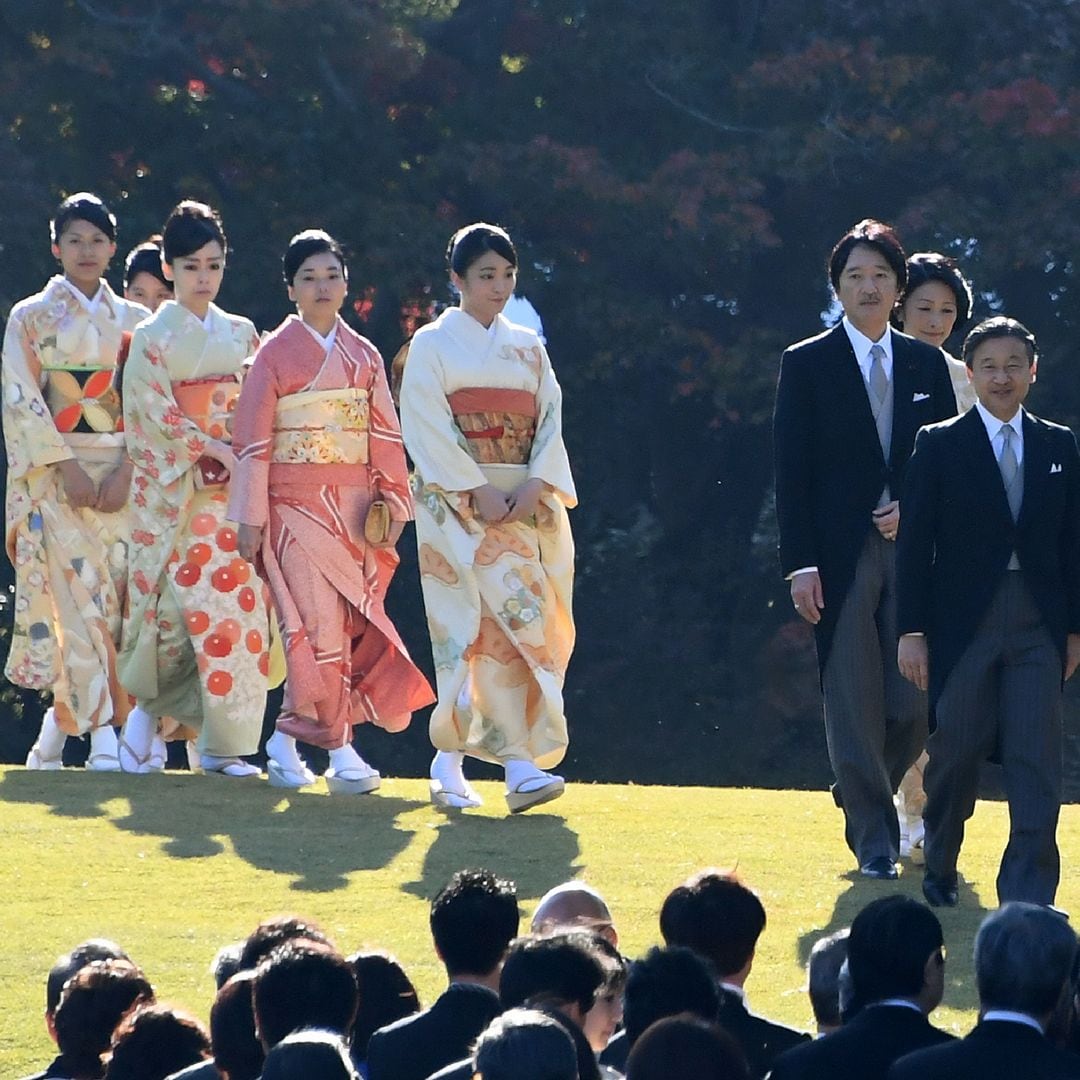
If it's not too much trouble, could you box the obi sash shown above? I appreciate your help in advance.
[174,376,240,486]
[44,366,121,434]
[448,387,537,466]
[271,387,370,465]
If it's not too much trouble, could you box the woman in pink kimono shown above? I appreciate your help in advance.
[230,230,433,793]
[399,223,577,813]
[117,201,273,776]
[3,193,150,771]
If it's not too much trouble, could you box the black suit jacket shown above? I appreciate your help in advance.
[774,323,956,673]
[766,1003,953,1080]
[887,1019,1080,1080]
[897,407,1080,704]
[366,982,501,1080]
[716,988,810,1079]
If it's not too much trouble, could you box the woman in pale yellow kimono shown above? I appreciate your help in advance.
[891,252,976,861]
[400,223,577,813]
[117,201,273,776]
[3,193,149,770]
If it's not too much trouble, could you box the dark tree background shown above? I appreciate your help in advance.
[1,0,1078,788]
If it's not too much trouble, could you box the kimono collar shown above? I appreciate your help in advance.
[55,275,107,316]
[297,315,338,353]
[443,307,505,352]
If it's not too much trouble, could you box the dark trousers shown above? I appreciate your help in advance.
[924,572,1062,904]
[822,530,928,863]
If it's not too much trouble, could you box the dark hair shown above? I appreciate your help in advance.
[626,1014,750,1080]
[283,229,347,285]
[430,868,520,977]
[828,218,907,293]
[53,960,154,1077]
[105,1003,210,1080]
[211,941,244,989]
[260,1029,359,1080]
[473,1008,578,1080]
[239,915,333,972]
[162,200,227,263]
[124,236,170,290]
[893,251,973,329]
[51,192,117,244]
[347,951,420,1061]
[807,929,849,1029]
[499,932,606,1015]
[591,933,628,997]
[253,940,358,1049]
[47,939,129,1015]
[447,222,517,276]
[211,970,264,1080]
[962,315,1038,370]
[846,896,943,1005]
[622,946,720,1048]
[976,902,1077,1016]
[659,869,766,977]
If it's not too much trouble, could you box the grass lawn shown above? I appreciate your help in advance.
[2,767,1076,1074]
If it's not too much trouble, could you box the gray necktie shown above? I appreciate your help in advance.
[869,343,888,409]
[1000,423,1022,521]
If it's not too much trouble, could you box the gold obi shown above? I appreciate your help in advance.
[271,388,370,464]
[172,376,240,440]
[43,365,121,433]
[449,387,537,466]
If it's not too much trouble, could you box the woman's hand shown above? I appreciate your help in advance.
[504,477,546,523]
[237,523,263,563]
[58,459,97,509]
[203,440,236,473]
[96,460,133,513]
[471,483,510,523]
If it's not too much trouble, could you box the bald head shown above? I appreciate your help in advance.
[531,883,617,945]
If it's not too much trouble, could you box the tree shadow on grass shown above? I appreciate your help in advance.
[795,872,990,1016]
[400,806,583,904]
[0,770,425,892]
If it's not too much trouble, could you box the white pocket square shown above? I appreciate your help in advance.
[912,392,930,402]
[1050,463,1063,474]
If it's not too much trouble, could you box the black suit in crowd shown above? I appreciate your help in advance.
[716,987,810,1079]
[766,1003,953,1080]
[897,407,1080,903]
[774,322,956,862]
[887,1019,1080,1080]
[366,982,501,1080]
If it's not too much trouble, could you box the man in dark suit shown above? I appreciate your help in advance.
[897,317,1080,907]
[366,868,518,1080]
[774,219,957,878]
[888,903,1080,1080]
[659,869,809,1077]
[767,895,952,1080]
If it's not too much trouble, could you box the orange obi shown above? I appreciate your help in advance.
[448,387,537,466]
[271,388,370,464]
[45,367,121,434]
[172,376,240,441]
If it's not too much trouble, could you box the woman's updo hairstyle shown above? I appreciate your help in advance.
[124,236,170,289]
[51,191,117,244]
[283,229,347,286]
[893,252,974,329]
[162,201,227,264]
[446,222,517,276]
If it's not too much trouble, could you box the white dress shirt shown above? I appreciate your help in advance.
[974,400,1024,467]
[981,1009,1044,1033]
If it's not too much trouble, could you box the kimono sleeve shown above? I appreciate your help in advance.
[398,331,487,493]
[528,344,577,507]
[122,323,209,488]
[1,304,74,479]
[227,346,278,527]
[366,344,413,522]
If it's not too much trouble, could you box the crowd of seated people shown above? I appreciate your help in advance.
[19,868,1080,1080]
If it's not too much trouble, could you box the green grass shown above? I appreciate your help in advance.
[2,768,1077,1074]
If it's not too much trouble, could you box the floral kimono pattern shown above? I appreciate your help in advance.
[229,315,433,750]
[2,276,148,733]
[119,300,275,757]
[400,308,576,768]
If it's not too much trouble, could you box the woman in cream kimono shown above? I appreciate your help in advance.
[118,201,273,776]
[400,223,577,813]
[230,230,433,793]
[3,192,149,770]
[891,251,976,861]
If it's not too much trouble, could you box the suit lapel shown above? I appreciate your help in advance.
[959,407,1015,527]
[889,333,916,471]
[1018,410,1048,529]
[828,324,884,466]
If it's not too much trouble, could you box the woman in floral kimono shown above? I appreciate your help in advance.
[399,223,577,813]
[230,230,433,793]
[117,201,273,776]
[3,192,150,771]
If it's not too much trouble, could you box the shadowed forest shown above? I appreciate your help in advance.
[1,0,1079,788]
